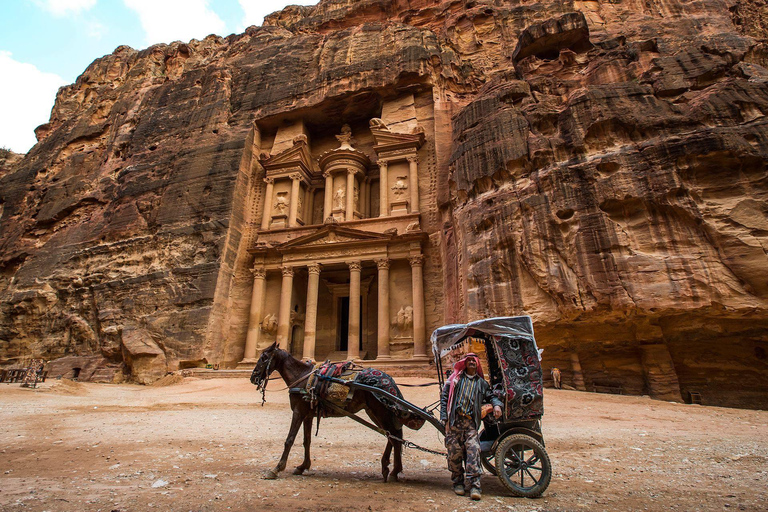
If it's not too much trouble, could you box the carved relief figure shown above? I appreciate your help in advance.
[262,313,278,335]
[334,187,346,210]
[354,183,360,210]
[274,192,289,215]
[392,176,408,198]
[392,305,413,338]
[297,192,304,217]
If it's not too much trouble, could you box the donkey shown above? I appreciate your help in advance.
[250,342,408,481]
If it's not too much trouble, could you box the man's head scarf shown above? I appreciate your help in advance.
[450,352,484,381]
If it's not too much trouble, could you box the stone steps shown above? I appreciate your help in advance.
[190,359,437,380]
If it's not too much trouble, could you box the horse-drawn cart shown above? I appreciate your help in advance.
[251,315,551,497]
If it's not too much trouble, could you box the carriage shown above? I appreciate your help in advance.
[430,316,551,497]
[251,315,551,498]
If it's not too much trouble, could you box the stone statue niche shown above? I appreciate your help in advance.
[390,175,409,216]
[392,305,413,339]
[262,313,278,335]
[272,192,289,229]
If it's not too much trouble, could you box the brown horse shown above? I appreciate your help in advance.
[250,342,406,481]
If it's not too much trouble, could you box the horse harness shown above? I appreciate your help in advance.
[287,361,448,457]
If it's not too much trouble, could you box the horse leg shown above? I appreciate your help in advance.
[381,439,393,482]
[265,409,304,479]
[293,415,313,475]
[390,426,403,482]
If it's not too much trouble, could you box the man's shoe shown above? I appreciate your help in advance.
[453,484,465,496]
[470,488,482,500]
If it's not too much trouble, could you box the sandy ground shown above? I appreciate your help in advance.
[1,377,766,512]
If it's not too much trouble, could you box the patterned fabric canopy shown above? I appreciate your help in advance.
[431,316,544,420]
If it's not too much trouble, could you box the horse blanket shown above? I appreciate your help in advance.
[355,368,426,431]
[306,364,425,431]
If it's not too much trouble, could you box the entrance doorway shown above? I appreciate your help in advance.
[337,296,363,352]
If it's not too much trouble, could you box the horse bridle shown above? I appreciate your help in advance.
[250,350,274,405]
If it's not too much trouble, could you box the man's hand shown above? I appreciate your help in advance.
[493,405,502,419]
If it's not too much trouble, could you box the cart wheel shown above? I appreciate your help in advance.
[480,451,497,476]
[494,434,551,498]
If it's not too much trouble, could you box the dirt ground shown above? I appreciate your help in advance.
[1,377,766,512]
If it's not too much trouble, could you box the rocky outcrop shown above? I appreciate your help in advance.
[1,0,767,406]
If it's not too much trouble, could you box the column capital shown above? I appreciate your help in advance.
[307,263,322,275]
[289,172,302,181]
[281,266,294,277]
[264,177,275,185]
[409,255,424,267]
[378,160,388,170]
[347,168,358,176]
[251,266,267,279]
[347,261,362,272]
[323,170,333,179]
[375,259,390,270]
[407,155,419,164]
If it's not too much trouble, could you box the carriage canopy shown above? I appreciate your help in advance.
[430,316,544,420]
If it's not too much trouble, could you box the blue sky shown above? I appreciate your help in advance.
[0,0,318,153]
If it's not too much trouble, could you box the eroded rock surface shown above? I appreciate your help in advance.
[1,0,766,407]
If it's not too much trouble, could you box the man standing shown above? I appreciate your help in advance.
[440,353,503,500]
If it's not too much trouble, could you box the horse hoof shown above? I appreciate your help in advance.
[391,474,400,482]
[382,468,390,482]
[293,468,305,475]
[263,470,278,480]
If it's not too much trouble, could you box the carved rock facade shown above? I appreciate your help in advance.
[0,0,766,407]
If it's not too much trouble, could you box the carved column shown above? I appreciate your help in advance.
[276,266,294,350]
[288,173,301,228]
[347,261,362,360]
[303,263,321,361]
[378,161,388,217]
[242,266,267,362]
[407,155,420,213]
[346,169,356,222]
[376,259,391,360]
[323,171,333,221]
[410,255,428,359]
[570,351,587,391]
[260,178,274,230]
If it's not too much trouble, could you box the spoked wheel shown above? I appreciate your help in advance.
[495,434,551,498]
[480,451,497,476]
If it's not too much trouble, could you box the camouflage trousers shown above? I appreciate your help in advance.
[445,414,482,489]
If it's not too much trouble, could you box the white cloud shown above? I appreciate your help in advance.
[123,0,226,46]
[238,0,318,30]
[0,51,67,153]
[32,0,98,16]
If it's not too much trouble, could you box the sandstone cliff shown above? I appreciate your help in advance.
[1,0,766,407]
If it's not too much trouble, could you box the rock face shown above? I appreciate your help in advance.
[1,0,767,407]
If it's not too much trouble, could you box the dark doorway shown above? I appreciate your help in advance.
[339,297,350,351]
[72,368,81,381]
[337,296,364,353]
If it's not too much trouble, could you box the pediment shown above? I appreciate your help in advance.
[278,225,391,250]
[371,126,425,151]
[262,139,315,173]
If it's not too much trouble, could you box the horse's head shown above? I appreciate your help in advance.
[251,342,278,389]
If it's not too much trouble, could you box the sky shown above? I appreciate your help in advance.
[0,0,319,154]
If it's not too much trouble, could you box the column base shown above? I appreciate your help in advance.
[411,354,431,361]
[376,355,392,360]
[237,358,258,369]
